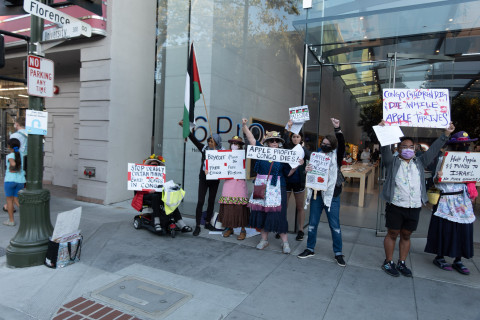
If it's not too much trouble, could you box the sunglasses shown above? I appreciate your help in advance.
[269,139,281,143]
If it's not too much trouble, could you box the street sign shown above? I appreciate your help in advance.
[27,55,54,98]
[23,0,92,37]
[43,22,82,41]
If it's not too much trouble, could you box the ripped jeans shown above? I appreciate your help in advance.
[306,194,342,256]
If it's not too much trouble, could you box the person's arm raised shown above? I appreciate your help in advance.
[242,118,257,145]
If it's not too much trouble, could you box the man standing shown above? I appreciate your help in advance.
[379,120,455,277]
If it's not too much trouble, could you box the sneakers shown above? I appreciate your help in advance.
[382,260,400,277]
[295,230,304,241]
[256,239,269,250]
[396,260,412,277]
[2,219,15,226]
[282,242,291,254]
[452,261,470,275]
[297,249,315,259]
[193,226,201,236]
[335,255,346,267]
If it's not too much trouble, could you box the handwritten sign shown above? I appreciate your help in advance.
[246,145,299,167]
[289,105,310,122]
[439,152,480,183]
[127,163,166,191]
[305,152,331,190]
[383,89,450,128]
[205,150,246,180]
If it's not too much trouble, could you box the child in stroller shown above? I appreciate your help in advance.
[131,155,192,237]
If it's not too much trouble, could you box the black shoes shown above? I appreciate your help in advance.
[297,249,315,259]
[204,223,222,231]
[396,260,412,277]
[382,260,400,277]
[295,231,304,241]
[335,255,346,267]
[193,226,201,236]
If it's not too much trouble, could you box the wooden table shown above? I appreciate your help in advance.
[341,164,375,207]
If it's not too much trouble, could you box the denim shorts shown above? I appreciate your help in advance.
[4,182,24,197]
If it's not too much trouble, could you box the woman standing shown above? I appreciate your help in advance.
[3,138,25,226]
[242,118,301,253]
[218,136,250,240]
[425,131,477,275]
[283,119,311,241]
[179,120,223,236]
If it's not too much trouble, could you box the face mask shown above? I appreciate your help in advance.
[400,149,415,159]
[231,144,239,150]
[320,145,332,153]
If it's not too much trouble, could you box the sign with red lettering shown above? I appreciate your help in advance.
[27,55,54,98]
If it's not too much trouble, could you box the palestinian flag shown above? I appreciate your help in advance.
[183,43,203,139]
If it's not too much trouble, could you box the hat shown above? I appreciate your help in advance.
[263,131,285,144]
[447,131,478,144]
[228,136,244,145]
[143,154,165,165]
[208,133,223,149]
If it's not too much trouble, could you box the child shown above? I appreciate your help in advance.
[3,138,26,226]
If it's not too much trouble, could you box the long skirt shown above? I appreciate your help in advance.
[424,214,474,259]
[249,185,288,233]
[218,204,250,228]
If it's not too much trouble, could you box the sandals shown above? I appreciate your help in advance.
[154,224,163,232]
[452,261,470,275]
[181,226,193,233]
[2,205,16,213]
[433,258,453,271]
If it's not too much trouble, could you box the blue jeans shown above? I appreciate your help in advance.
[306,194,342,255]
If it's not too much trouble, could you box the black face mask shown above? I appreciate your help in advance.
[320,144,332,153]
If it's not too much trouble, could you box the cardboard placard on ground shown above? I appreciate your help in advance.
[439,152,480,183]
[205,150,246,180]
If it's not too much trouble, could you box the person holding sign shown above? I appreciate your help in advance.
[179,120,223,236]
[218,136,250,240]
[424,131,477,275]
[283,119,311,241]
[297,118,347,267]
[242,118,302,254]
[379,120,454,277]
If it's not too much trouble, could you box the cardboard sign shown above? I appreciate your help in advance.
[383,89,450,128]
[246,145,300,166]
[289,105,310,122]
[305,152,332,190]
[205,150,246,180]
[127,163,166,191]
[439,152,480,183]
[26,110,48,135]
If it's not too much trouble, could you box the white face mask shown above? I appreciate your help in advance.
[231,144,239,150]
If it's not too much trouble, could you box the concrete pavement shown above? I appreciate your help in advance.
[0,185,479,320]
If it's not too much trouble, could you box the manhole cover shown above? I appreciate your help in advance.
[91,276,192,319]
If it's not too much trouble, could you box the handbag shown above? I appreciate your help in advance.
[427,187,441,205]
[253,162,274,200]
[45,235,83,268]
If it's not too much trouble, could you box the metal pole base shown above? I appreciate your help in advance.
[6,189,53,268]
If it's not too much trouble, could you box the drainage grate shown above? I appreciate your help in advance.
[91,276,192,319]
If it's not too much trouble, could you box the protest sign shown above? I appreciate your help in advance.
[383,88,450,128]
[439,152,480,183]
[127,163,166,191]
[305,152,332,190]
[246,145,300,167]
[205,150,246,180]
[289,105,310,122]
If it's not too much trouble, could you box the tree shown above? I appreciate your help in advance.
[451,97,480,139]
[357,99,383,144]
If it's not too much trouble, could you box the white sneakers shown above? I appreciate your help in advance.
[282,242,291,254]
[256,239,269,250]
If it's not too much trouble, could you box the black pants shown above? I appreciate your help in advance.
[196,174,220,225]
[143,193,181,226]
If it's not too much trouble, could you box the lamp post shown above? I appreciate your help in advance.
[6,0,53,267]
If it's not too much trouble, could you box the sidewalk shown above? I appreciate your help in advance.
[0,186,479,320]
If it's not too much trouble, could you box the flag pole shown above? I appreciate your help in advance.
[201,94,217,149]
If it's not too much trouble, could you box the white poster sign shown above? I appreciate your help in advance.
[51,207,81,242]
[439,152,480,183]
[305,152,332,190]
[383,88,450,128]
[205,150,246,180]
[246,145,300,167]
[127,163,166,192]
[27,55,54,98]
[26,110,48,135]
[289,105,310,122]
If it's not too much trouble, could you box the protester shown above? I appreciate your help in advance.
[282,119,311,241]
[379,120,455,277]
[425,131,477,275]
[218,136,250,240]
[178,120,222,236]
[3,138,25,226]
[297,118,347,267]
[242,118,302,253]
[131,155,192,233]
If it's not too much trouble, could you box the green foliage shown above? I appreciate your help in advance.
[357,100,383,143]
[451,97,480,139]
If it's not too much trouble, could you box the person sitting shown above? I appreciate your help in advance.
[131,155,192,233]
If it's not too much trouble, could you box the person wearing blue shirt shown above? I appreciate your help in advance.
[3,138,26,226]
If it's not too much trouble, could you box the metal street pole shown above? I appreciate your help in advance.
[6,0,53,267]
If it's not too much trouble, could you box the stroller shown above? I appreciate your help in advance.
[132,182,192,238]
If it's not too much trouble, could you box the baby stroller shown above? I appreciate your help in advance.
[132,182,192,238]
